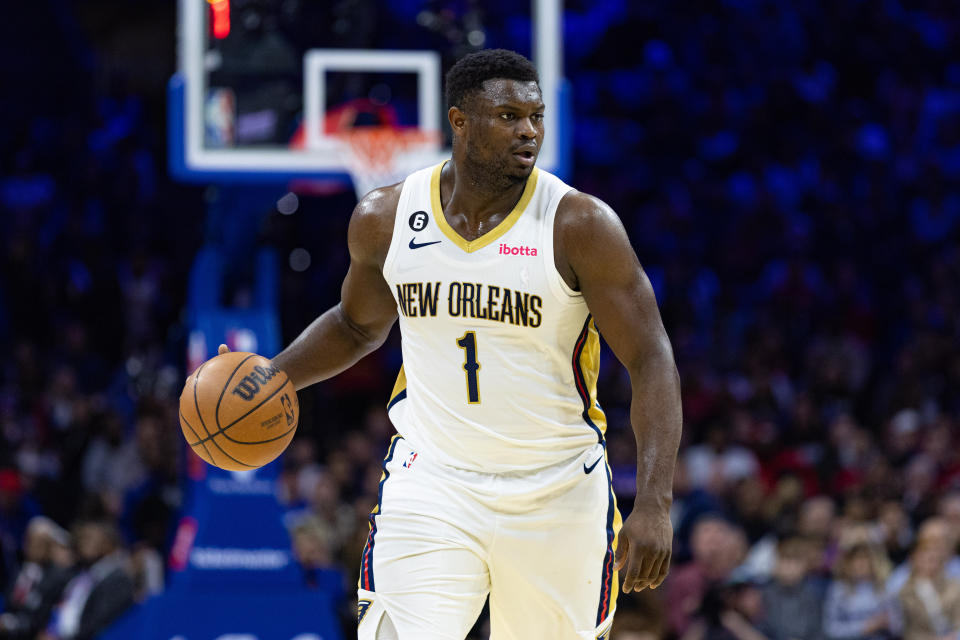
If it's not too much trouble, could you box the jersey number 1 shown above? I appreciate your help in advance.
[456,331,481,404]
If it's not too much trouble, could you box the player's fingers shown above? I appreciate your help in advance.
[633,552,656,591]
[637,546,666,591]
[614,535,630,571]
[621,550,643,593]
[645,553,666,590]
[218,343,230,355]
[650,550,671,590]
[623,547,652,593]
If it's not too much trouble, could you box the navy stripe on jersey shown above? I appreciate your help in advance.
[386,389,407,411]
[596,457,617,626]
[360,435,402,591]
[571,315,604,443]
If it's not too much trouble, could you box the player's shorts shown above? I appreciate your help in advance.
[356,435,622,640]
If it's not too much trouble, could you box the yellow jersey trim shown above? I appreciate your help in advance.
[389,366,406,400]
[578,317,608,436]
[429,162,540,253]
[608,453,622,619]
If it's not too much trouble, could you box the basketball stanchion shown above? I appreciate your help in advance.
[332,126,442,200]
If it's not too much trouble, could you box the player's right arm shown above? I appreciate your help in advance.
[264,185,401,391]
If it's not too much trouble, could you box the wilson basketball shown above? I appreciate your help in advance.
[179,352,299,471]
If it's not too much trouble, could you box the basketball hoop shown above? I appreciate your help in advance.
[333,126,442,200]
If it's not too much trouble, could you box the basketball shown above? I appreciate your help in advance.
[179,351,299,471]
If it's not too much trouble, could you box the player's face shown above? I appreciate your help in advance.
[462,79,544,185]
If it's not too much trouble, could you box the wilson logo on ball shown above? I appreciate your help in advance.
[231,365,281,400]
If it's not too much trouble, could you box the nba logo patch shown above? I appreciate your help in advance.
[281,393,295,425]
[358,599,373,624]
[402,452,418,469]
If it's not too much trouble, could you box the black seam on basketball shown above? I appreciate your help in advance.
[188,376,292,446]
[220,419,298,445]
[214,354,257,434]
[192,361,258,468]
[204,433,259,469]
[180,410,216,462]
[193,361,211,437]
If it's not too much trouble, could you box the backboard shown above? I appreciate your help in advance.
[170,0,570,189]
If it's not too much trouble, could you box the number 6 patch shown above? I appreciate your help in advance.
[409,210,429,231]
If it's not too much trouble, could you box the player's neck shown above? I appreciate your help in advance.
[441,160,528,225]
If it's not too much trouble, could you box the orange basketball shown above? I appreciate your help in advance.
[179,351,299,471]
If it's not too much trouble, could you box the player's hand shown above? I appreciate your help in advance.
[614,502,672,593]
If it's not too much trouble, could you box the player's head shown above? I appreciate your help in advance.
[446,49,543,186]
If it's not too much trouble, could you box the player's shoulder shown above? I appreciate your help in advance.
[352,181,404,228]
[555,188,622,237]
[554,188,639,288]
[348,181,404,266]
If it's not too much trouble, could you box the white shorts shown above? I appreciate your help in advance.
[356,435,621,640]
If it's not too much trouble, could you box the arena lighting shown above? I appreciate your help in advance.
[207,0,230,39]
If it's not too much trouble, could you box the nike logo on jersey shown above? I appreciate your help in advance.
[409,238,441,250]
[583,456,603,474]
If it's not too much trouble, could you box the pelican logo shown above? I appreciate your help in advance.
[281,393,295,425]
[231,364,281,401]
[357,599,373,624]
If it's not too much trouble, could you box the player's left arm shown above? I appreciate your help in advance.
[555,191,682,594]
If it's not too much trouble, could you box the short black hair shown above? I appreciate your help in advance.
[445,49,540,110]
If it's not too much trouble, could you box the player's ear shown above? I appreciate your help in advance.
[448,106,467,134]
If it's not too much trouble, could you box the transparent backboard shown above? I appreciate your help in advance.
[170,0,570,187]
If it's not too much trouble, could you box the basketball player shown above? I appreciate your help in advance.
[219,49,681,639]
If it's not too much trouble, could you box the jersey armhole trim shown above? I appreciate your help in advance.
[381,174,415,282]
[543,184,584,306]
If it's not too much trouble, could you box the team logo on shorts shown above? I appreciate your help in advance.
[596,619,613,640]
[358,598,373,624]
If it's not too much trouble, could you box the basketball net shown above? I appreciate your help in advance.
[333,127,442,200]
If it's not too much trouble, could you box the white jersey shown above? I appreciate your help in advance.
[382,162,607,472]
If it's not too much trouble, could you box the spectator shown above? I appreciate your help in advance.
[290,515,345,597]
[610,590,665,640]
[290,516,348,632]
[667,516,748,636]
[887,517,960,597]
[40,520,134,640]
[872,500,913,567]
[896,540,960,640]
[683,424,760,494]
[761,536,823,640]
[0,517,73,639]
[0,470,40,591]
[823,529,891,640]
[681,569,768,640]
[128,544,163,602]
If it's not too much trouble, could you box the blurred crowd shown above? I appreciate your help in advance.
[3,0,960,639]
[0,4,196,637]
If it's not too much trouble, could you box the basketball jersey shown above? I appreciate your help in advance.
[381,163,607,472]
